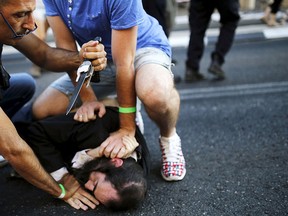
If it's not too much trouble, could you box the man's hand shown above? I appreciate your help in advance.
[65,187,99,211]
[60,173,99,210]
[80,40,107,72]
[97,129,136,158]
[60,173,81,200]
[88,135,138,159]
[74,101,106,122]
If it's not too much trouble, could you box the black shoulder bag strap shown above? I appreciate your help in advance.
[0,44,11,100]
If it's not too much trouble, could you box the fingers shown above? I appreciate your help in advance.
[87,146,102,158]
[116,147,127,158]
[74,102,106,122]
[82,43,106,60]
[109,143,122,158]
[74,110,96,122]
[74,112,90,122]
[66,198,90,211]
[81,42,107,71]
[66,189,100,211]
[92,57,107,72]
[76,194,98,210]
[66,198,81,210]
[97,104,106,118]
[99,138,126,158]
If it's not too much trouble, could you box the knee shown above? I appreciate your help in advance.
[32,100,49,120]
[139,86,179,113]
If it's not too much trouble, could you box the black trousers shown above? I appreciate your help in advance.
[186,0,240,70]
[142,0,168,35]
[270,0,283,14]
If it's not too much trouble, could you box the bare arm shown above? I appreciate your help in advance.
[98,27,138,158]
[112,27,138,132]
[13,33,82,72]
[0,108,77,199]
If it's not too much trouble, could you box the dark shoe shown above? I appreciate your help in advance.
[185,67,205,82]
[208,60,225,80]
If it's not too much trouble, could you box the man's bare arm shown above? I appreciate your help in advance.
[0,108,77,199]
[13,33,82,72]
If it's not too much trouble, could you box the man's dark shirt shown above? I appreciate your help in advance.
[15,107,150,176]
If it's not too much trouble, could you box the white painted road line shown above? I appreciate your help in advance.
[178,81,288,100]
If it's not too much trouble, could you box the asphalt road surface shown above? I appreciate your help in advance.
[0,36,287,215]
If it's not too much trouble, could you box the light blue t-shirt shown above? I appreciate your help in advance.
[43,0,171,60]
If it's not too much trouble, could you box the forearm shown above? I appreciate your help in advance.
[116,65,136,131]
[0,119,61,198]
[14,34,81,72]
[5,137,63,197]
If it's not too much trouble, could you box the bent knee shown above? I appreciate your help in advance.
[32,87,69,120]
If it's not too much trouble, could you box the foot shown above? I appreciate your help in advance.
[159,133,186,181]
[208,60,225,80]
[185,67,205,82]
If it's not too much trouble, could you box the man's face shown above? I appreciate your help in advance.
[0,0,36,45]
[84,171,119,205]
[82,157,123,205]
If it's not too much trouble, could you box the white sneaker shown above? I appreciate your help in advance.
[135,111,144,134]
[159,133,186,181]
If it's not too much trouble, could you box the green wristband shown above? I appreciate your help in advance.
[119,106,136,114]
[58,184,66,199]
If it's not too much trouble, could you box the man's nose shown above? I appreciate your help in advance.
[23,14,36,31]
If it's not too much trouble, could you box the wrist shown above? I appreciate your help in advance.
[57,184,66,199]
[119,106,136,114]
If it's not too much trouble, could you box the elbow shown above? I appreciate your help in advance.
[0,138,31,165]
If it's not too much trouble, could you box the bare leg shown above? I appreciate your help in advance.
[32,87,70,120]
[135,64,179,137]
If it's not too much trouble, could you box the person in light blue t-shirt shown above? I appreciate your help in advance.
[33,0,186,182]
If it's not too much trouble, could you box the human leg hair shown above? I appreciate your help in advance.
[136,63,179,137]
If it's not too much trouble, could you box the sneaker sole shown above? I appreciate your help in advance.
[161,168,186,181]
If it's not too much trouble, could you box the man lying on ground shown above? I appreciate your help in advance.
[15,106,150,211]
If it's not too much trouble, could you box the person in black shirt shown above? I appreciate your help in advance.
[0,0,106,209]
[16,107,150,211]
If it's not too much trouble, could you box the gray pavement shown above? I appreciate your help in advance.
[1,5,288,216]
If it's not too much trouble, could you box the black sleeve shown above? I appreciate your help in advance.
[25,112,114,172]
[15,107,150,175]
[135,127,151,176]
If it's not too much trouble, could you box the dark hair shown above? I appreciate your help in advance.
[74,157,147,211]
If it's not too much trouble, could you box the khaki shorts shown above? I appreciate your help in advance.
[50,47,174,100]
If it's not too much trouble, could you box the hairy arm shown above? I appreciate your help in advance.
[112,27,137,132]
[98,27,138,158]
[13,33,82,72]
[0,108,75,199]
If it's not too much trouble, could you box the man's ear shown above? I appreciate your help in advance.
[111,158,123,167]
